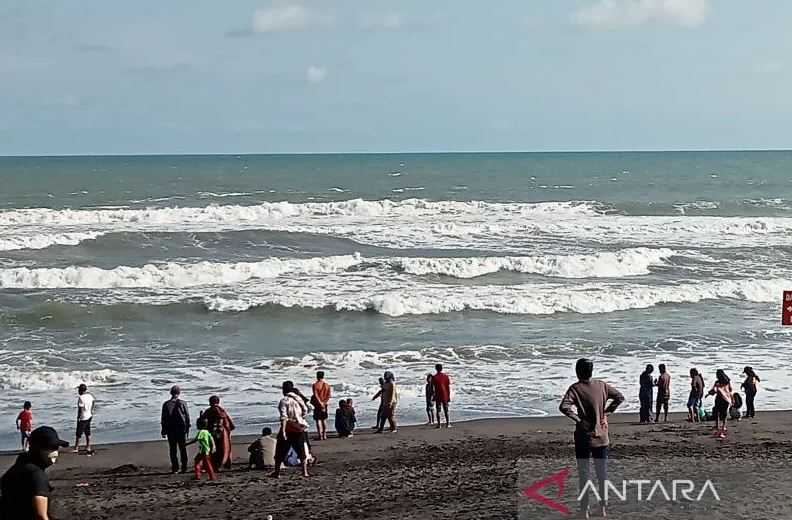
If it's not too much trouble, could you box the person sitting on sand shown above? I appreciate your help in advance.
[560,358,625,519]
[187,418,216,481]
[16,401,33,452]
[655,364,671,423]
[248,427,276,470]
[272,381,311,479]
[425,374,436,425]
[200,396,235,471]
[74,383,95,455]
[741,366,760,418]
[345,399,357,434]
[729,392,743,421]
[311,371,332,441]
[376,371,398,434]
[639,364,654,423]
[432,364,452,429]
[706,369,733,439]
[335,400,354,438]
[687,369,705,422]
[371,377,385,430]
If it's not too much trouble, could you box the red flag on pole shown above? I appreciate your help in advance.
[783,291,792,326]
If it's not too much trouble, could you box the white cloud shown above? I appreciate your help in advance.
[306,65,326,83]
[574,0,710,29]
[253,4,316,33]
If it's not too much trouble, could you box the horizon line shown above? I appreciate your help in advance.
[2,147,792,158]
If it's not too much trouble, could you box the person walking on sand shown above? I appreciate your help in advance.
[687,369,705,422]
[311,371,332,441]
[271,381,311,479]
[560,358,624,520]
[74,384,95,455]
[16,401,33,452]
[741,366,760,419]
[376,371,398,433]
[425,374,436,425]
[200,396,235,471]
[707,369,733,439]
[638,364,654,423]
[161,385,191,474]
[655,364,671,423]
[187,418,216,481]
[0,426,69,520]
[432,364,452,428]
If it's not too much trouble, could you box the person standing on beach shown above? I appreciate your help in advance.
[655,364,670,423]
[272,380,310,479]
[425,374,436,425]
[16,401,33,452]
[559,358,624,519]
[161,385,191,474]
[432,364,452,428]
[311,371,332,441]
[376,371,398,433]
[687,369,705,422]
[74,384,95,455]
[741,366,760,418]
[201,396,235,471]
[707,369,733,439]
[638,364,654,423]
[0,426,69,520]
[371,377,385,430]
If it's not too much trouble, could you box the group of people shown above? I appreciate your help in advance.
[638,364,761,437]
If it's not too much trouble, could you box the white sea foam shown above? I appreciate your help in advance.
[0,254,364,289]
[0,368,121,391]
[395,248,676,278]
[0,232,103,251]
[202,277,787,316]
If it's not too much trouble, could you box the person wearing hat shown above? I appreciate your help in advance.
[74,383,95,455]
[0,426,69,520]
[161,385,191,474]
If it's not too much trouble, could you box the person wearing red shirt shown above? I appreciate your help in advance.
[16,401,34,452]
[311,371,332,441]
[431,364,452,429]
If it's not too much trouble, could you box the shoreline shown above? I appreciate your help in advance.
[3,412,791,519]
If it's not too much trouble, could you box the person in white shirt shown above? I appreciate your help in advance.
[74,384,95,455]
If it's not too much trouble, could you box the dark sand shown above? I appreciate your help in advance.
[2,412,791,519]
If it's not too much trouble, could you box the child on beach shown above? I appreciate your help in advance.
[15,401,33,452]
[248,427,276,470]
[187,418,216,480]
[729,392,743,421]
[345,398,357,433]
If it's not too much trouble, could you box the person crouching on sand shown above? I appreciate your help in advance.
[560,358,625,520]
[272,381,311,479]
[707,369,733,439]
[335,400,353,438]
[248,427,276,470]
[187,418,216,481]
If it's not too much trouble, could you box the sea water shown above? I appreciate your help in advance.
[0,151,790,449]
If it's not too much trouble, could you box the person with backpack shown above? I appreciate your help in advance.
[271,380,311,479]
[161,385,191,474]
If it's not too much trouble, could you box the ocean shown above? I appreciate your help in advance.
[0,151,790,449]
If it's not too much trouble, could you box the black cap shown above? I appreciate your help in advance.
[29,426,69,449]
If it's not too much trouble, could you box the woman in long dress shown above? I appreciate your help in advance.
[201,395,236,470]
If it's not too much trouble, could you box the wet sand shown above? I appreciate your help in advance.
[2,412,790,519]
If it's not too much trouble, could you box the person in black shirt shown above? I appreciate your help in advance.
[0,426,69,520]
[161,385,191,473]
[638,364,654,423]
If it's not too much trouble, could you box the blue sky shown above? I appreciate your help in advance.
[1,1,791,155]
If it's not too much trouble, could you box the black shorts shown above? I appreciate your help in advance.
[656,393,669,405]
[20,430,31,443]
[275,431,307,462]
[714,398,729,421]
[76,418,92,438]
[313,408,328,421]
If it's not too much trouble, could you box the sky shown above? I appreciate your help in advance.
[1,0,791,155]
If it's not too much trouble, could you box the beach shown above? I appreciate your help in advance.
[3,412,790,519]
